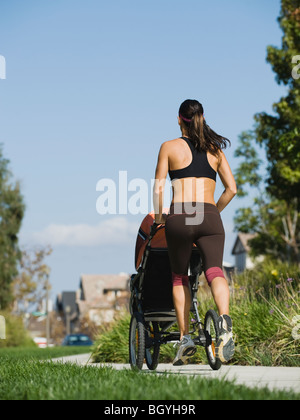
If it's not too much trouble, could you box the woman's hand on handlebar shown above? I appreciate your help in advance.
[155,213,167,225]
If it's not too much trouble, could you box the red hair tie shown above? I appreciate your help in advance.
[179,114,192,123]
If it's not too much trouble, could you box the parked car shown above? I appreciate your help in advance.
[33,337,47,348]
[62,334,93,347]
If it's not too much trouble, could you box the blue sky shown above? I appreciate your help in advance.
[0,0,286,299]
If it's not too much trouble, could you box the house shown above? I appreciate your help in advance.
[222,261,235,283]
[56,291,78,334]
[77,274,130,326]
[231,233,258,272]
[26,315,47,341]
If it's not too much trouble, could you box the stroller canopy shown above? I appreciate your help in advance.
[134,211,200,272]
[135,211,168,270]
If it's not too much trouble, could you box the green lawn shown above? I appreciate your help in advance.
[0,347,299,400]
[0,346,90,360]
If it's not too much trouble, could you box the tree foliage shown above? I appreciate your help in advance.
[235,0,300,266]
[13,246,52,315]
[254,0,300,201]
[0,145,25,309]
[234,134,300,265]
[234,1,300,266]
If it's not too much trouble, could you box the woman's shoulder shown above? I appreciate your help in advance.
[159,138,187,159]
[207,149,224,170]
[161,137,186,149]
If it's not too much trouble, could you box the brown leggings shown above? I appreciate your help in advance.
[165,202,226,286]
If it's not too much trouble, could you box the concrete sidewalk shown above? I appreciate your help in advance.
[51,353,300,394]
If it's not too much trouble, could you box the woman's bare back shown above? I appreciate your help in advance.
[166,137,220,205]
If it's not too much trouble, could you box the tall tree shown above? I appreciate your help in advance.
[234,0,300,266]
[13,246,52,315]
[234,133,300,265]
[0,145,25,309]
[254,0,300,201]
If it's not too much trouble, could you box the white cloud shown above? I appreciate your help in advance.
[21,217,139,247]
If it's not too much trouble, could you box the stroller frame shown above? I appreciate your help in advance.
[129,224,222,371]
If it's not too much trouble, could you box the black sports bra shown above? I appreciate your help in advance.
[169,137,217,182]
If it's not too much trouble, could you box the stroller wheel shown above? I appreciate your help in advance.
[204,309,222,371]
[145,322,160,371]
[129,314,145,371]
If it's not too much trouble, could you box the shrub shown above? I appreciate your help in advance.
[0,311,35,348]
[92,312,131,363]
[229,267,300,366]
[233,257,300,298]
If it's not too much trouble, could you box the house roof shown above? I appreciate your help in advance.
[79,274,130,310]
[232,233,257,255]
[56,291,77,314]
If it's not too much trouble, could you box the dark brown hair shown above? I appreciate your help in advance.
[179,99,231,156]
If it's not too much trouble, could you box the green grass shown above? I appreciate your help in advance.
[0,350,299,400]
[0,346,91,361]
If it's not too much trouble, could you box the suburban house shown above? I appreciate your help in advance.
[56,291,78,334]
[231,233,258,272]
[55,273,131,334]
[77,273,130,326]
[222,261,235,283]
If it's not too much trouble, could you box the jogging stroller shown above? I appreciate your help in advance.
[129,212,222,371]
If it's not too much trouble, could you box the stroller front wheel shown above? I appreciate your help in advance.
[204,309,222,371]
[145,321,160,371]
[129,314,145,370]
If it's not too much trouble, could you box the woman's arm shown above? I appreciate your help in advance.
[153,142,169,223]
[216,151,237,213]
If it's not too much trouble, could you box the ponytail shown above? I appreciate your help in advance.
[179,99,230,156]
[192,111,205,151]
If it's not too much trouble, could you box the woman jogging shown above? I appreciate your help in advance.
[153,99,237,366]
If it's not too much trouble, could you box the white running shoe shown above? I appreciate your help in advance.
[173,335,197,366]
[215,315,235,363]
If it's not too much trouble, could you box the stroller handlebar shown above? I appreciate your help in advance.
[150,222,165,239]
